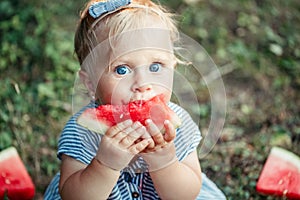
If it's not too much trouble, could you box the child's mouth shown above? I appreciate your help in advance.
[131,96,157,103]
[129,94,156,104]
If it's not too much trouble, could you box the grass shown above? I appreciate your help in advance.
[1,0,299,199]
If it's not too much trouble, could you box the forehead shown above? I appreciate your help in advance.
[110,28,173,58]
[82,28,174,70]
[111,48,175,64]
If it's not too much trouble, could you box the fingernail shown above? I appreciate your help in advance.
[164,120,170,125]
[145,119,152,125]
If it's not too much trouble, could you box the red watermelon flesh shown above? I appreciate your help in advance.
[0,147,35,200]
[256,146,300,199]
[77,94,181,134]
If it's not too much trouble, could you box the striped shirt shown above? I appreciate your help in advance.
[44,102,226,200]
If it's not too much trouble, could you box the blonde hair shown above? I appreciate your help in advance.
[74,0,178,65]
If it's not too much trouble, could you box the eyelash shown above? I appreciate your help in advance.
[149,63,162,72]
[113,62,164,75]
[114,65,131,75]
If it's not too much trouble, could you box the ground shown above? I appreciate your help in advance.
[200,67,300,199]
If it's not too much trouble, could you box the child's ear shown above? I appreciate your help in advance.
[79,69,96,96]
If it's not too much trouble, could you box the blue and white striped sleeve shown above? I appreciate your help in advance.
[169,102,202,161]
[57,104,100,165]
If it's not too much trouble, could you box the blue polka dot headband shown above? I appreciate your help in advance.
[89,0,132,18]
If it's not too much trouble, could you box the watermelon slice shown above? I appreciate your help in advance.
[78,94,181,134]
[256,146,300,199]
[0,147,35,200]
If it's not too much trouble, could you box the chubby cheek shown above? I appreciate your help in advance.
[94,77,112,104]
[161,90,172,103]
[152,84,172,103]
[165,92,172,101]
[95,78,131,105]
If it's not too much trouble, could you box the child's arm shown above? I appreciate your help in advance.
[59,154,120,200]
[143,120,202,199]
[59,120,151,200]
[150,151,202,199]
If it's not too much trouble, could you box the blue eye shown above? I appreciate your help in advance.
[115,65,130,75]
[149,63,161,72]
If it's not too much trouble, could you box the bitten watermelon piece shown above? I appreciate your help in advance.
[78,94,181,134]
[256,146,300,199]
[0,147,35,200]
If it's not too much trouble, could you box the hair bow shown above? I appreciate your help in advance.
[89,0,132,18]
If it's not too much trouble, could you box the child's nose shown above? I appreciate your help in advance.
[132,83,152,93]
[131,68,153,93]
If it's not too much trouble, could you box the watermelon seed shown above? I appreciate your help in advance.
[1,173,11,185]
[5,178,11,185]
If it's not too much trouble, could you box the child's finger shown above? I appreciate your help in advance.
[140,132,155,149]
[113,126,134,141]
[106,120,133,137]
[163,120,176,142]
[145,137,155,149]
[129,139,152,154]
[127,122,145,139]
[120,125,146,148]
[145,119,165,145]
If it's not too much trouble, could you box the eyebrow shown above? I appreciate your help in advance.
[110,50,174,66]
[152,54,172,62]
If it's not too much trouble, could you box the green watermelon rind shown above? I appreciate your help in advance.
[77,110,110,134]
[271,146,300,170]
[0,147,18,161]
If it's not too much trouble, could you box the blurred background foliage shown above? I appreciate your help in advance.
[0,0,299,199]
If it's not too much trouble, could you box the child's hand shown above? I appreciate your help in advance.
[144,119,176,151]
[139,119,177,171]
[95,120,152,171]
